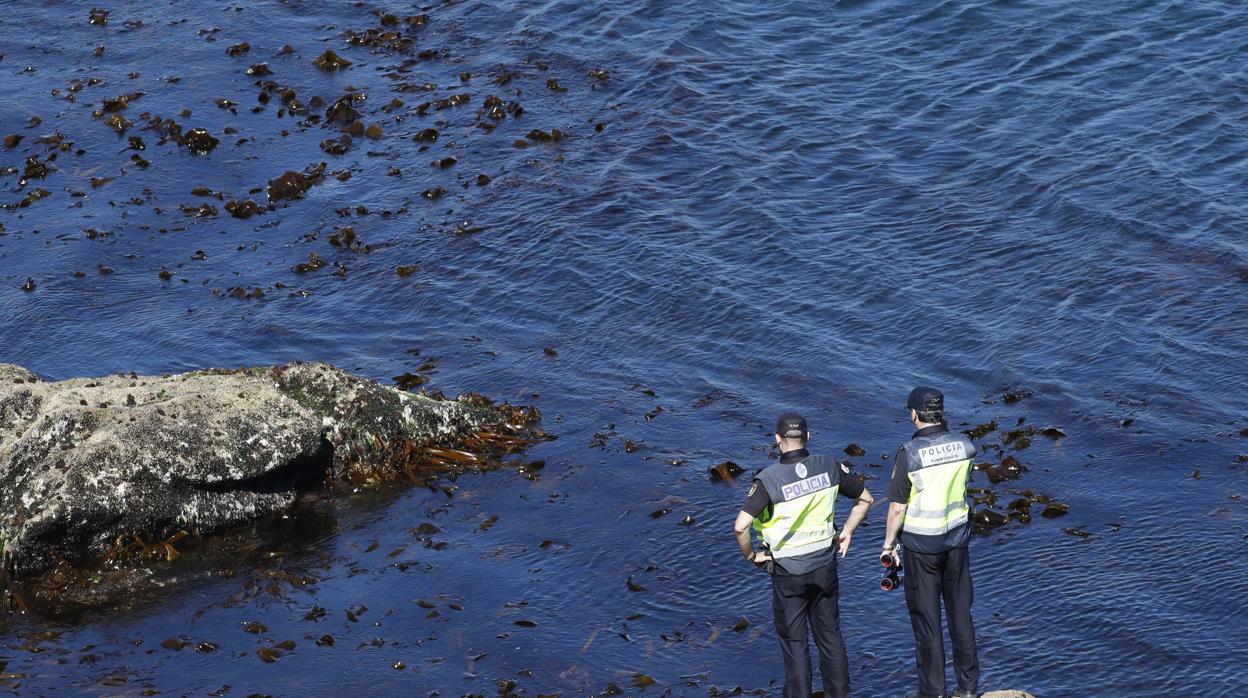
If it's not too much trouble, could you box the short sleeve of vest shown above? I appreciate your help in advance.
[886,447,912,504]
[836,459,864,499]
[740,478,771,518]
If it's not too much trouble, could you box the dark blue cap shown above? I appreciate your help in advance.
[906,387,944,412]
[775,412,807,438]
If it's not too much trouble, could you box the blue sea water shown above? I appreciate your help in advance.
[1,0,1247,695]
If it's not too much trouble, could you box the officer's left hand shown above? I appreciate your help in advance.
[751,551,772,568]
[836,532,852,558]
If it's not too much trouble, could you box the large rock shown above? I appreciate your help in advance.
[0,362,517,576]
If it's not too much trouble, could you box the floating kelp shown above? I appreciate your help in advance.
[844,443,866,457]
[224,198,264,218]
[267,165,326,203]
[394,372,428,390]
[1002,388,1033,404]
[709,461,744,481]
[964,419,998,439]
[345,28,411,52]
[104,113,132,134]
[320,135,352,155]
[1040,502,1069,518]
[183,128,219,154]
[20,156,50,184]
[325,95,362,125]
[292,251,326,273]
[313,50,352,70]
[94,92,143,115]
[971,508,1009,532]
[180,203,218,218]
[226,42,250,57]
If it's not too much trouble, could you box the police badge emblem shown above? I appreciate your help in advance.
[795,462,807,478]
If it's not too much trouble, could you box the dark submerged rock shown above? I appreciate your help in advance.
[0,363,526,576]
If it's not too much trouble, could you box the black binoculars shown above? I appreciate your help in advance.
[880,551,902,592]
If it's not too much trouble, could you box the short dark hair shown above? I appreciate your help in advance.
[916,410,943,424]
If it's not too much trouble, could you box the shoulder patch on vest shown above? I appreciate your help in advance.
[747,482,758,498]
[917,440,968,467]
[840,461,850,474]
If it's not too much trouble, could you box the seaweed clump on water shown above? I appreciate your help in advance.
[313,50,352,70]
[957,390,1071,536]
[266,163,327,204]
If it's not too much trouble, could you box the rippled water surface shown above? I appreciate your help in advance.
[2,0,1247,695]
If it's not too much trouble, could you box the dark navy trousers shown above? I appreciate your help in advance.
[770,559,850,698]
[903,545,980,697]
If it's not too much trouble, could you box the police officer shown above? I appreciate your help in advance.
[733,412,874,698]
[883,387,980,698]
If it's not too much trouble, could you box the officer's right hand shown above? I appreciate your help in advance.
[882,544,900,568]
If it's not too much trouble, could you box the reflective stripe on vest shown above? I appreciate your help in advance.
[902,433,974,537]
[753,463,839,559]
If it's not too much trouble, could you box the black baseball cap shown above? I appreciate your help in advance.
[906,386,944,412]
[775,412,808,438]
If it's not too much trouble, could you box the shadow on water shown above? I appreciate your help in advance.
[0,498,340,623]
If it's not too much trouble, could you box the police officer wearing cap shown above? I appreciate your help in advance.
[883,387,980,698]
[733,412,874,698]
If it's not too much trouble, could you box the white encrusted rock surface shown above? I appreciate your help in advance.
[0,362,500,575]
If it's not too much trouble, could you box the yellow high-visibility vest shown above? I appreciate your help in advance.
[753,458,840,559]
[902,432,974,537]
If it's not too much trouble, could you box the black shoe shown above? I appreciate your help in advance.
[952,692,978,698]
[903,692,945,698]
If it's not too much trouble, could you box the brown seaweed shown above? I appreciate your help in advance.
[313,50,353,70]
[292,251,326,273]
[267,166,326,203]
[709,461,744,482]
[326,96,362,125]
[183,128,219,154]
[224,199,263,218]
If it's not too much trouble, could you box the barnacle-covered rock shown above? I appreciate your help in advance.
[0,362,524,576]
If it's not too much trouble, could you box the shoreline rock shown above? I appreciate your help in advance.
[0,362,530,577]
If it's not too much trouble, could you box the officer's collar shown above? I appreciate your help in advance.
[912,424,948,439]
[779,448,810,464]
